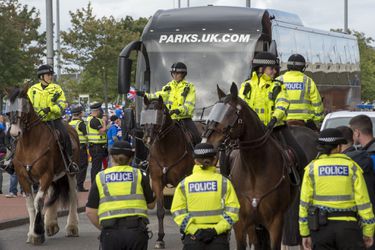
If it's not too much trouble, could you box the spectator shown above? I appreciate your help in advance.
[337,126,375,208]
[0,115,6,194]
[107,115,122,149]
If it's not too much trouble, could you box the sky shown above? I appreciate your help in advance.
[19,0,375,42]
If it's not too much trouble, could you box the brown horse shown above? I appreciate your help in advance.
[6,85,80,245]
[142,96,195,249]
[202,83,317,250]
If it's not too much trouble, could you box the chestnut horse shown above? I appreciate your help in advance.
[141,96,195,249]
[6,86,79,245]
[202,83,317,250]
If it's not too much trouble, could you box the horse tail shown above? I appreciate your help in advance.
[45,175,70,208]
[255,225,270,250]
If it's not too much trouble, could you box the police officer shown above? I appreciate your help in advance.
[277,54,324,130]
[136,62,200,145]
[239,52,306,171]
[299,128,375,250]
[69,104,89,192]
[171,143,240,250]
[87,102,107,183]
[86,141,155,250]
[28,64,78,173]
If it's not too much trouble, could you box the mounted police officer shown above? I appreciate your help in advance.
[69,104,89,191]
[87,102,107,183]
[299,128,375,250]
[136,62,200,145]
[171,143,240,250]
[278,54,324,130]
[239,52,307,171]
[29,64,78,173]
[85,141,154,250]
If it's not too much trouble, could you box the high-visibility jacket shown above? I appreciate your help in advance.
[96,165,148,223]
[69,119,88,144]
[27,82,67,122]
[171,165,240,235]
[147,79,196,120]
[277,71,324,122]
[239,72,289,126]
[87,115,107,144]
[299,153,375,237]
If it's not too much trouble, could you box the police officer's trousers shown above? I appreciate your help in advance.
[76,144,88,189]
[89,144,107,183]
[182,234,229,250]
[310,220,365,250]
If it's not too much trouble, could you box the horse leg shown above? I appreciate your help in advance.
[234,218,248,250]
[268,213,284,250]
[154,180,165,249]
[45,186,60,237]
[65,175,79,237]
[30,188,47,245]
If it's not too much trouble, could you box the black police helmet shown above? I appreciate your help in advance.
[109,141,134,157]
[252,52,279,72]
[287,54,306,71]
[37,64,54,78]
[70,104,83,115]
[170,62,187,73]
[90,102,102,110]
[193,143,217,158]
[317,128,347,146]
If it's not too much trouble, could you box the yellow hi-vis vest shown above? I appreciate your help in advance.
[96,165,148,223]
[171,165,240,235]
[69,119,88,144]
[87,115,106,144]
[299,153,375,237]
[277,71,324,122]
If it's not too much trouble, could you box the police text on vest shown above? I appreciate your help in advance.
[318,165,349,176]
[105,172,134,183]
[188,181,218,193]
[285,82,304,90]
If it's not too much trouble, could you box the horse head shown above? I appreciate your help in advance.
[141,95,172,146]
[202,82,263,148]
[5,85,34,138]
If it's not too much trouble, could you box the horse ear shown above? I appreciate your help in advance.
[230,82,238,99]
[143,95,150,106]
[217,85,226,99]
[22,80,31,95]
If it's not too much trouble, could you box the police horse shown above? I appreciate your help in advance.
[6,86,79,245]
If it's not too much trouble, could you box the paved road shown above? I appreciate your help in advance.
[0,210,239,250]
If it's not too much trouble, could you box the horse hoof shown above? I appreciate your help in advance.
[30,234,45,245]
[66,225,79,237]
[46,223,60,236]
[154,241,165,249]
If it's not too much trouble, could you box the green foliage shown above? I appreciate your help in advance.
[0,0,44,90]
[60,3,148,103]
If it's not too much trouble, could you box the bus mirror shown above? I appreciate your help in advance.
[270,40,278,57]
[123,108,135,131]
[118,57,132,94]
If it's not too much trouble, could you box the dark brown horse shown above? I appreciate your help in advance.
[141,96,195,249]
[6,85,80,245]
[202,83,317,250]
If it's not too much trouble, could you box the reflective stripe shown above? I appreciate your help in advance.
[99,208,147,218]
[185,101,194,106]
[313,194,353,201]
[300,200,310,207]
[299,217,308,223]
[180,214,191,232]
[360,217,375,224]
[223,213,234,225]
[131,168,138,194]
[100,194,145,203]
[288,109,314,114]
[100,172,110,196]
[300,75,307,100]
[289,99,312,104]
[312,102,322,107]
[307,78,311,98]
[309,163,315,197]
[255,108,265,114]
[225,206,239,214]
[222,176,227,200]
[180,180,186,197]
[357,203,372,210]
[276,106,287,111]
[276,98,289,103]
[172,209,187,218]
[189,209,224,217]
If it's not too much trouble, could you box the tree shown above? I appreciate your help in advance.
[61,3,148,104]
[0,0,44,90]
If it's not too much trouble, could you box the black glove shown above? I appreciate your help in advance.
[42,107,51,114]
[135,89,145,97]
[169,109,181,116]
[195,228,217,243]
[266,117,277,130]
